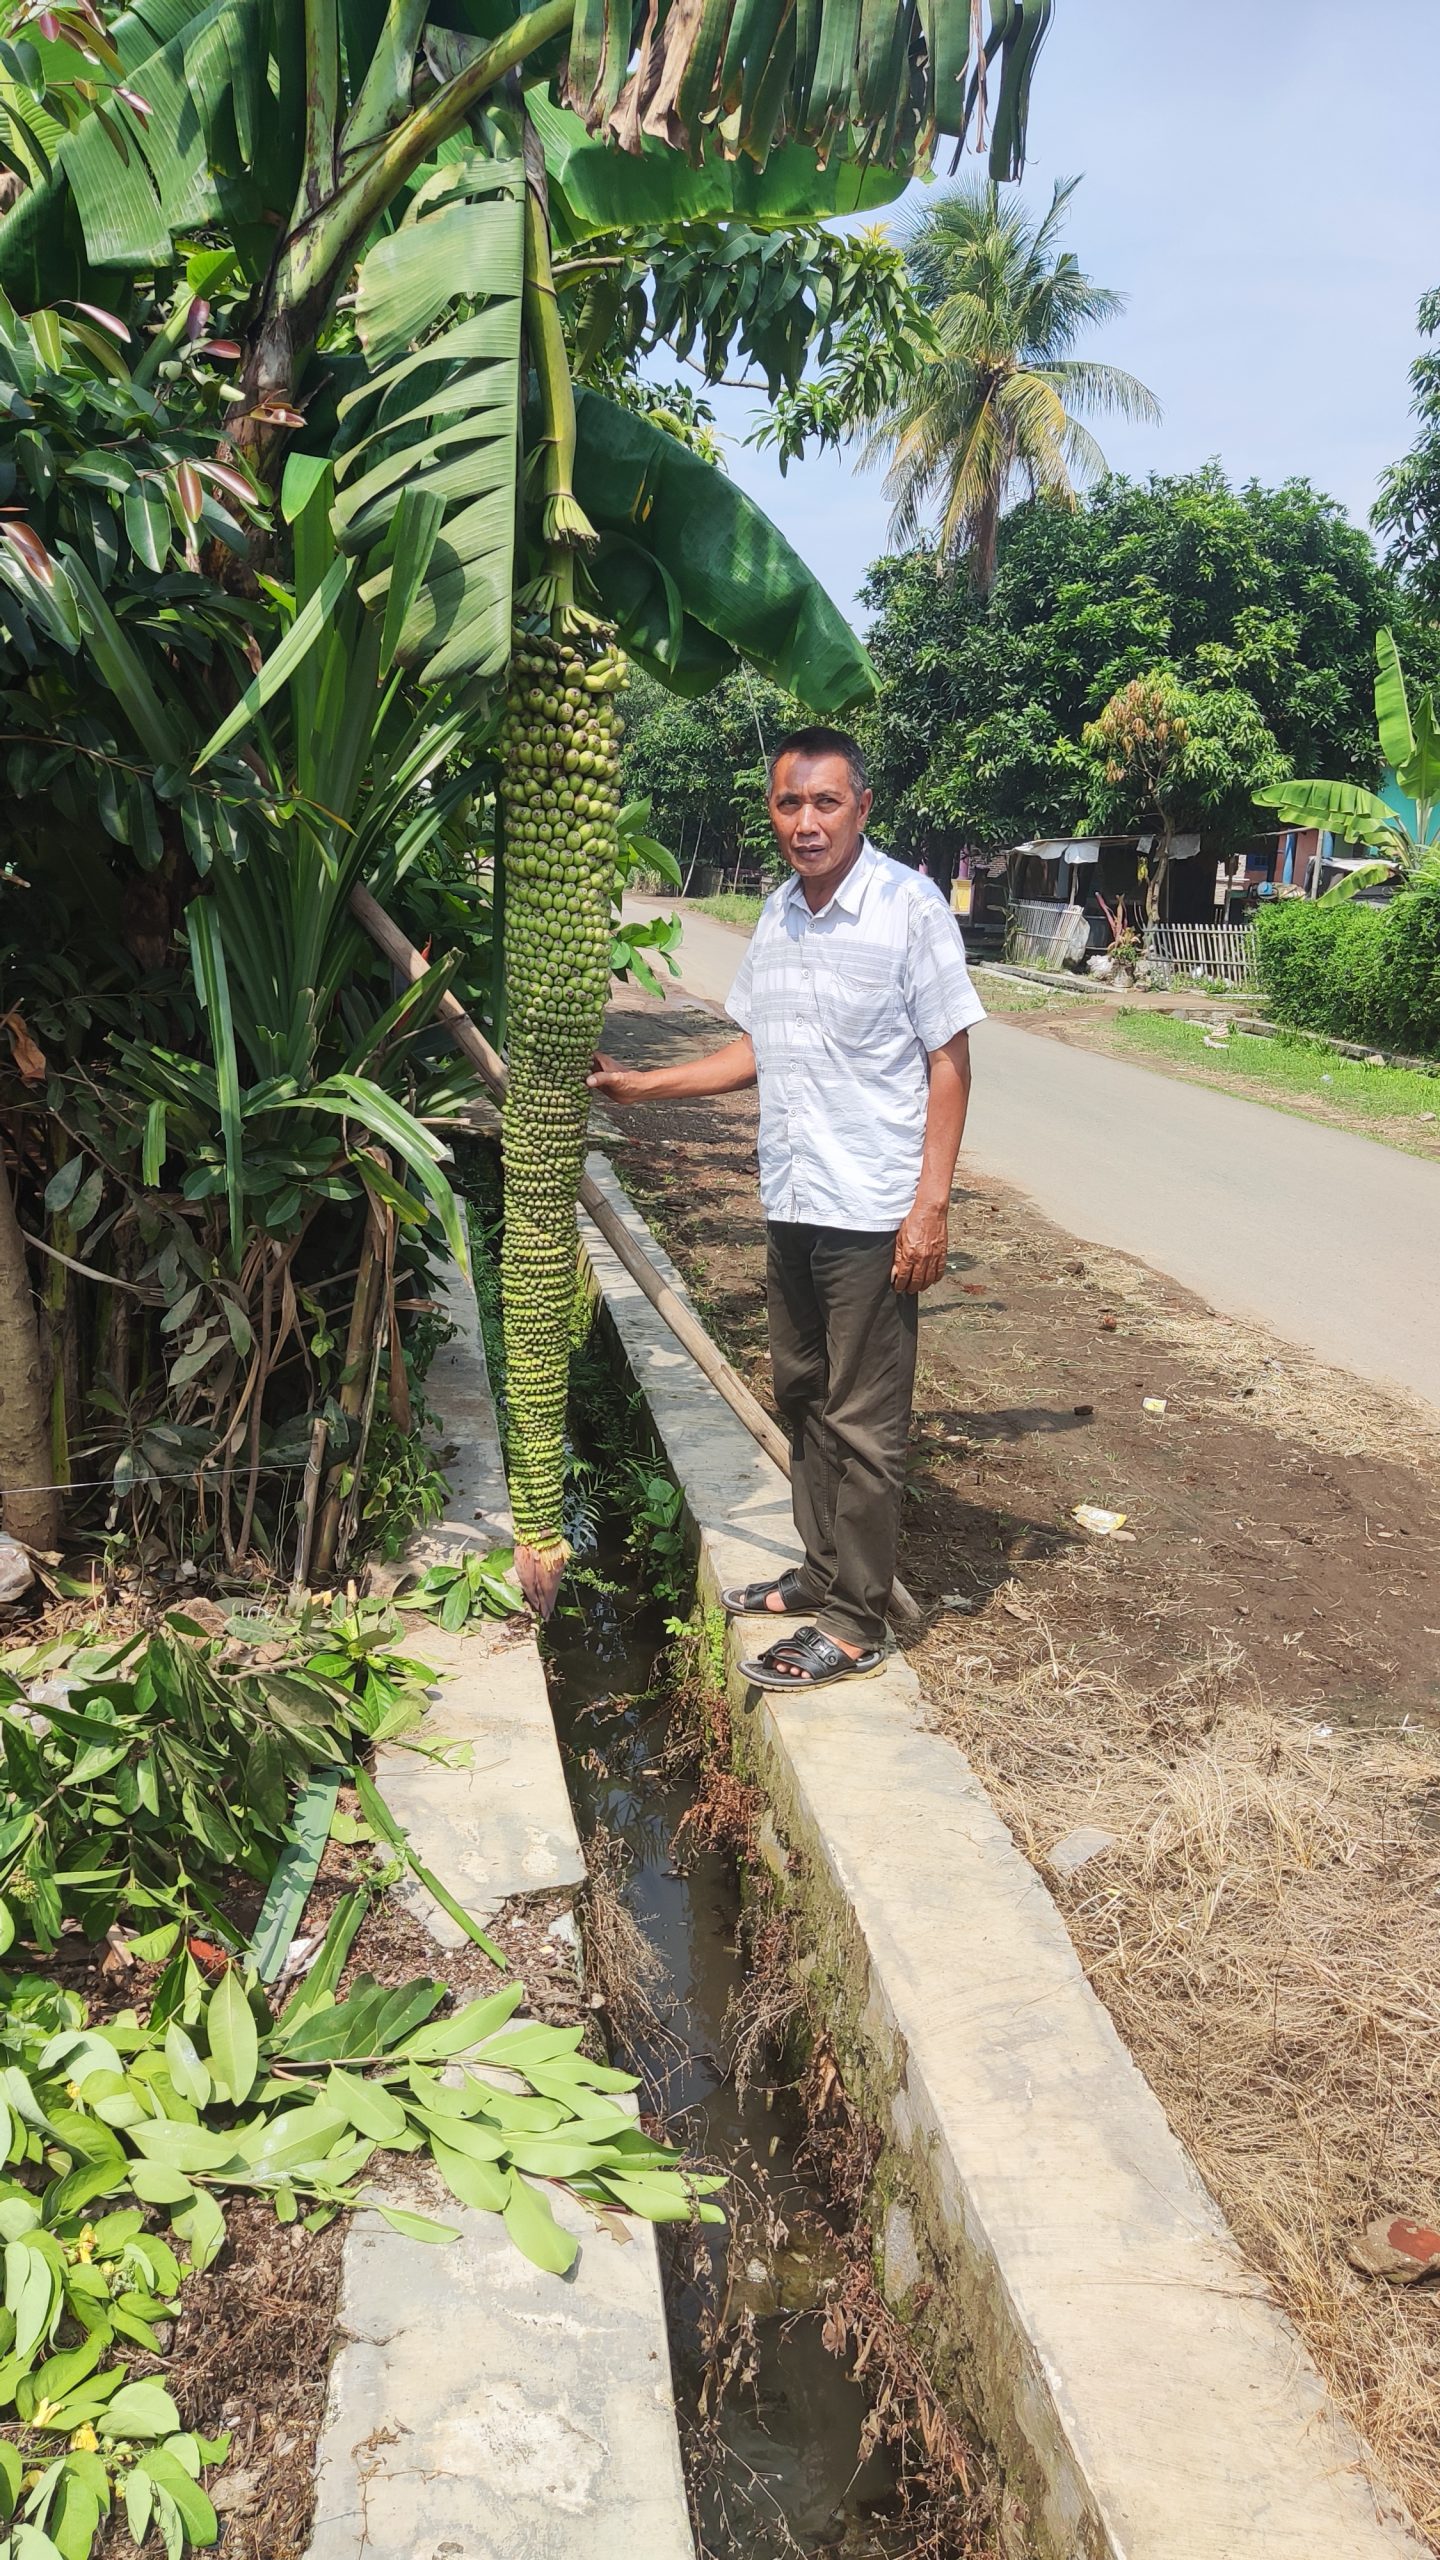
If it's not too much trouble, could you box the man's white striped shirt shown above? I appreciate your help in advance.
[725,838,985,1231]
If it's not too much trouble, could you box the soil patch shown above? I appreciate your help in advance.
[599,983,1440,2548]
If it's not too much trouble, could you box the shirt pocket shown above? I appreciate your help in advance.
[822,956,900,1049]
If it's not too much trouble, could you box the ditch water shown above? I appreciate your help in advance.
[545,1559,914,2559]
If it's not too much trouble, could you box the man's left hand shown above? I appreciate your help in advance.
[892,1201,949,1295]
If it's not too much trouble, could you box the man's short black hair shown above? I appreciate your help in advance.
[767,726,869,798]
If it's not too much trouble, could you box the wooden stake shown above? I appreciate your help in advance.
[312,1211,386,1580]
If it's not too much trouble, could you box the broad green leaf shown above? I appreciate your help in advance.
[1319,861,1392,903]
[404,1983,525,2060]
[228,2101,349,2173]
[104,2379,181,2439]
[475,2022,586,2069]
[430,2141,508,2215]
[334,169,524,686]
[164,2024,211,2111]
[533,96,908,242]
[15,2331,108,2413]
[281,452,331,525]
[504,2134,621,2177]
[43,1156,85,1215]
[1254,778,1404,850]
[38,2030,124,2084]
[134,2449,217,2546]
[127,2120,243,2174]
[572,389,876,713]
[1374,628,1415,772]
[205,1967,259,2105]
[123,2469,154,2546]
[1398,684,1440,814]
[501,2170,577,2274]
[170,2188,226,2271]
[7,2240,57,2358]
[326,2070,408,2145]
[405,2109,509,2164]
[373,2203,459,2246]
[10,2526,66,2560]
[596,2167,724,2222]
[42,2467,98,2560]
[125,2163,195,2208]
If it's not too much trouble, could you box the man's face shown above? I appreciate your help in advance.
[768,752,873,895]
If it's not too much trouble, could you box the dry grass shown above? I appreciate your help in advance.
[927,1592,1440,2548]
[579,1821,673,2054]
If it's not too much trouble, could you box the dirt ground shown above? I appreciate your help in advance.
[600,984,1440,2547]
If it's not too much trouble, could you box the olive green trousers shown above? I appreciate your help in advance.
[765,1221,918,1653]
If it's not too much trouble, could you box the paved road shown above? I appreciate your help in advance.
[625,898,1440,1414]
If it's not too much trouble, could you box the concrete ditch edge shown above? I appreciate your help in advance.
[303,1262,694,2560]
[579,1149,1425,2560]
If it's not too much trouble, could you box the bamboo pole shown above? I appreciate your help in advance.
[350,885,923,1629]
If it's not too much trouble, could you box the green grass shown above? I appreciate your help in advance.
[689,891,765,927]
[1114,1011,1440,1119]
[972,966,1091,1015]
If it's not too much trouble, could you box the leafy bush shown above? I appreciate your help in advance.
[0,1922,722,2558]
[0,1609,440,1956]
[1255,877,1440,1056]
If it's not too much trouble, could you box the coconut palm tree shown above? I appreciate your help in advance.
[869,176,1160,591]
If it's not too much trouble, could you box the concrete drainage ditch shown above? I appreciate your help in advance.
[306,1182,1428,2560]
[577,1152,1429,2560]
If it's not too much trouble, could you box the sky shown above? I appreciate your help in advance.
[699,0,1440,620]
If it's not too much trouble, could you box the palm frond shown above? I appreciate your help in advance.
[867,166,1159,581]
[1038,358,1163,425]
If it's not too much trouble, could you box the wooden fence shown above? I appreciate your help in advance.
[1146,922,1259,990]
[1006,900,1089,968]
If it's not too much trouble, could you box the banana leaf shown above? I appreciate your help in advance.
[1254,778,1406,851]
[531,94,908,244]
[333,160,525,686]
[571,386,876,712]
[1374,629,1415,775]
[0,0,299,304]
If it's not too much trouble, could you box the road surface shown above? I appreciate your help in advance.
[624,898,1440,1416]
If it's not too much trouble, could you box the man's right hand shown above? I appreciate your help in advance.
[586,1052,646,1106]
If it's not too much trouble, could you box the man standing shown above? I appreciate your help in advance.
[588,728,983,1689]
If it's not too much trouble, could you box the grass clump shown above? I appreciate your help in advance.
[1114,1011,1440,1118]
[689,892,765,927]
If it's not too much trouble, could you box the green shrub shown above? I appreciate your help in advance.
[1377,874,1440,1053]
[1255,878,1440,1056]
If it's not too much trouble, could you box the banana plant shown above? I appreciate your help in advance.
[0,1,1051,425]
[1255,629,1440,898]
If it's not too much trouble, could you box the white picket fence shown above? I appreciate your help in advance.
[1146,922,1259,990]
[1007,900,1089,968]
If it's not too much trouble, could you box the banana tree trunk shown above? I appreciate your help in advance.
[226,0,575,461]
[0,1152,61,1551]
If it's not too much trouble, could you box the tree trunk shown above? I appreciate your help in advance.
[1145,825,1173,927]
[0,1151,62,1550]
